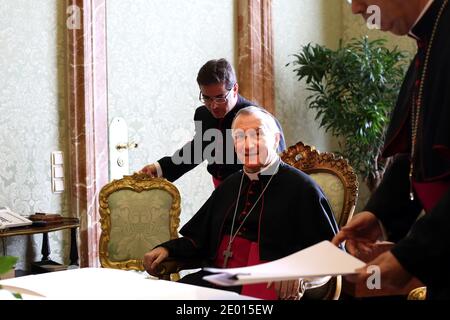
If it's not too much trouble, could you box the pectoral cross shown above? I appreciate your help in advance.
[409,164,415,201]
[223,245,233,268]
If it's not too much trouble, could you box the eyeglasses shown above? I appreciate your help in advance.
[199,88,233,105]
[232,129,266,142]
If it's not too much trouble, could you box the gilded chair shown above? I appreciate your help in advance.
[281,141,359,300]
[407,287,427,300]
[281,141,358,228]
[99,173,181,279]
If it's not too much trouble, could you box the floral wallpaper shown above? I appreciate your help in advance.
[0,0,71,270]
[106,0,235,226]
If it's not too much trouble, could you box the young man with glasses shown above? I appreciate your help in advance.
[141,58,285,187]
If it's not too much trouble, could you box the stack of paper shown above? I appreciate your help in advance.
[203,241,365,286]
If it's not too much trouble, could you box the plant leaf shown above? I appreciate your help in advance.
[0,256,18,275]
[287,36,409,181]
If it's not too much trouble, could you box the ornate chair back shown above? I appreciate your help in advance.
[407,286,427,300]
[99,173,181,272]
[281,141,359,299]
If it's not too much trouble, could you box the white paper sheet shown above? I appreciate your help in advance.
[203,241,365,286]
[0,268,256,300]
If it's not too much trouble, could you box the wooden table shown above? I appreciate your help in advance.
[0,217,80,266]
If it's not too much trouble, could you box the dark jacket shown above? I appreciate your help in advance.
[161,161,337,262]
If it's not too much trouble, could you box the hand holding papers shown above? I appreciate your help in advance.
[203,241,365,286]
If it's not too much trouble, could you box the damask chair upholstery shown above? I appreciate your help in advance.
[281,141,359,300]
[99,173,181,279]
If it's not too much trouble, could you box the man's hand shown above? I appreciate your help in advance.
[346,250,412,290]
[143,247,169,276]
[140,164,157,177]
[268,279,303,300]
[331,211,383,262]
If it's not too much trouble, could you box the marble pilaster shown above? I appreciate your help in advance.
[66,0,108,267]
[238,0,275,114]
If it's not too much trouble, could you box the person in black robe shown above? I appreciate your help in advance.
[144,106,338,300]
[141,58,286,187]
[333,0,450,299]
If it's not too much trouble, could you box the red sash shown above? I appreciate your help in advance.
[212,177,223,188]
[214,235,277,300]
[413,180,450,213]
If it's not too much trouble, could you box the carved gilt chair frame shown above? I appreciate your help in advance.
[281,141,358,227]
[281,141,359,300]
[99,173,181,271]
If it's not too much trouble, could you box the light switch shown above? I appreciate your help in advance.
[52,151,64,165]
[53,166,64,178]
[53,178,65,193]
[51,151,64,193]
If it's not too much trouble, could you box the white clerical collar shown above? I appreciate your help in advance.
[409,0,434,39]
[244,156,281,181]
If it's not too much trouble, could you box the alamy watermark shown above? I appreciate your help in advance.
[65,4,381,31]
[366,5,381,30]
[67,5,81,30]
[366,265,381,290]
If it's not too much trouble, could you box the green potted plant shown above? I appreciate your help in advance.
[288,37,408,191]
[0,256,21,299]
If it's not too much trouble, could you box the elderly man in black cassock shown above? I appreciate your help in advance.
[333,0,450,299]
[144,106,338,300]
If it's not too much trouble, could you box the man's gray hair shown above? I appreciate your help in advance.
[231,106,280,135]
